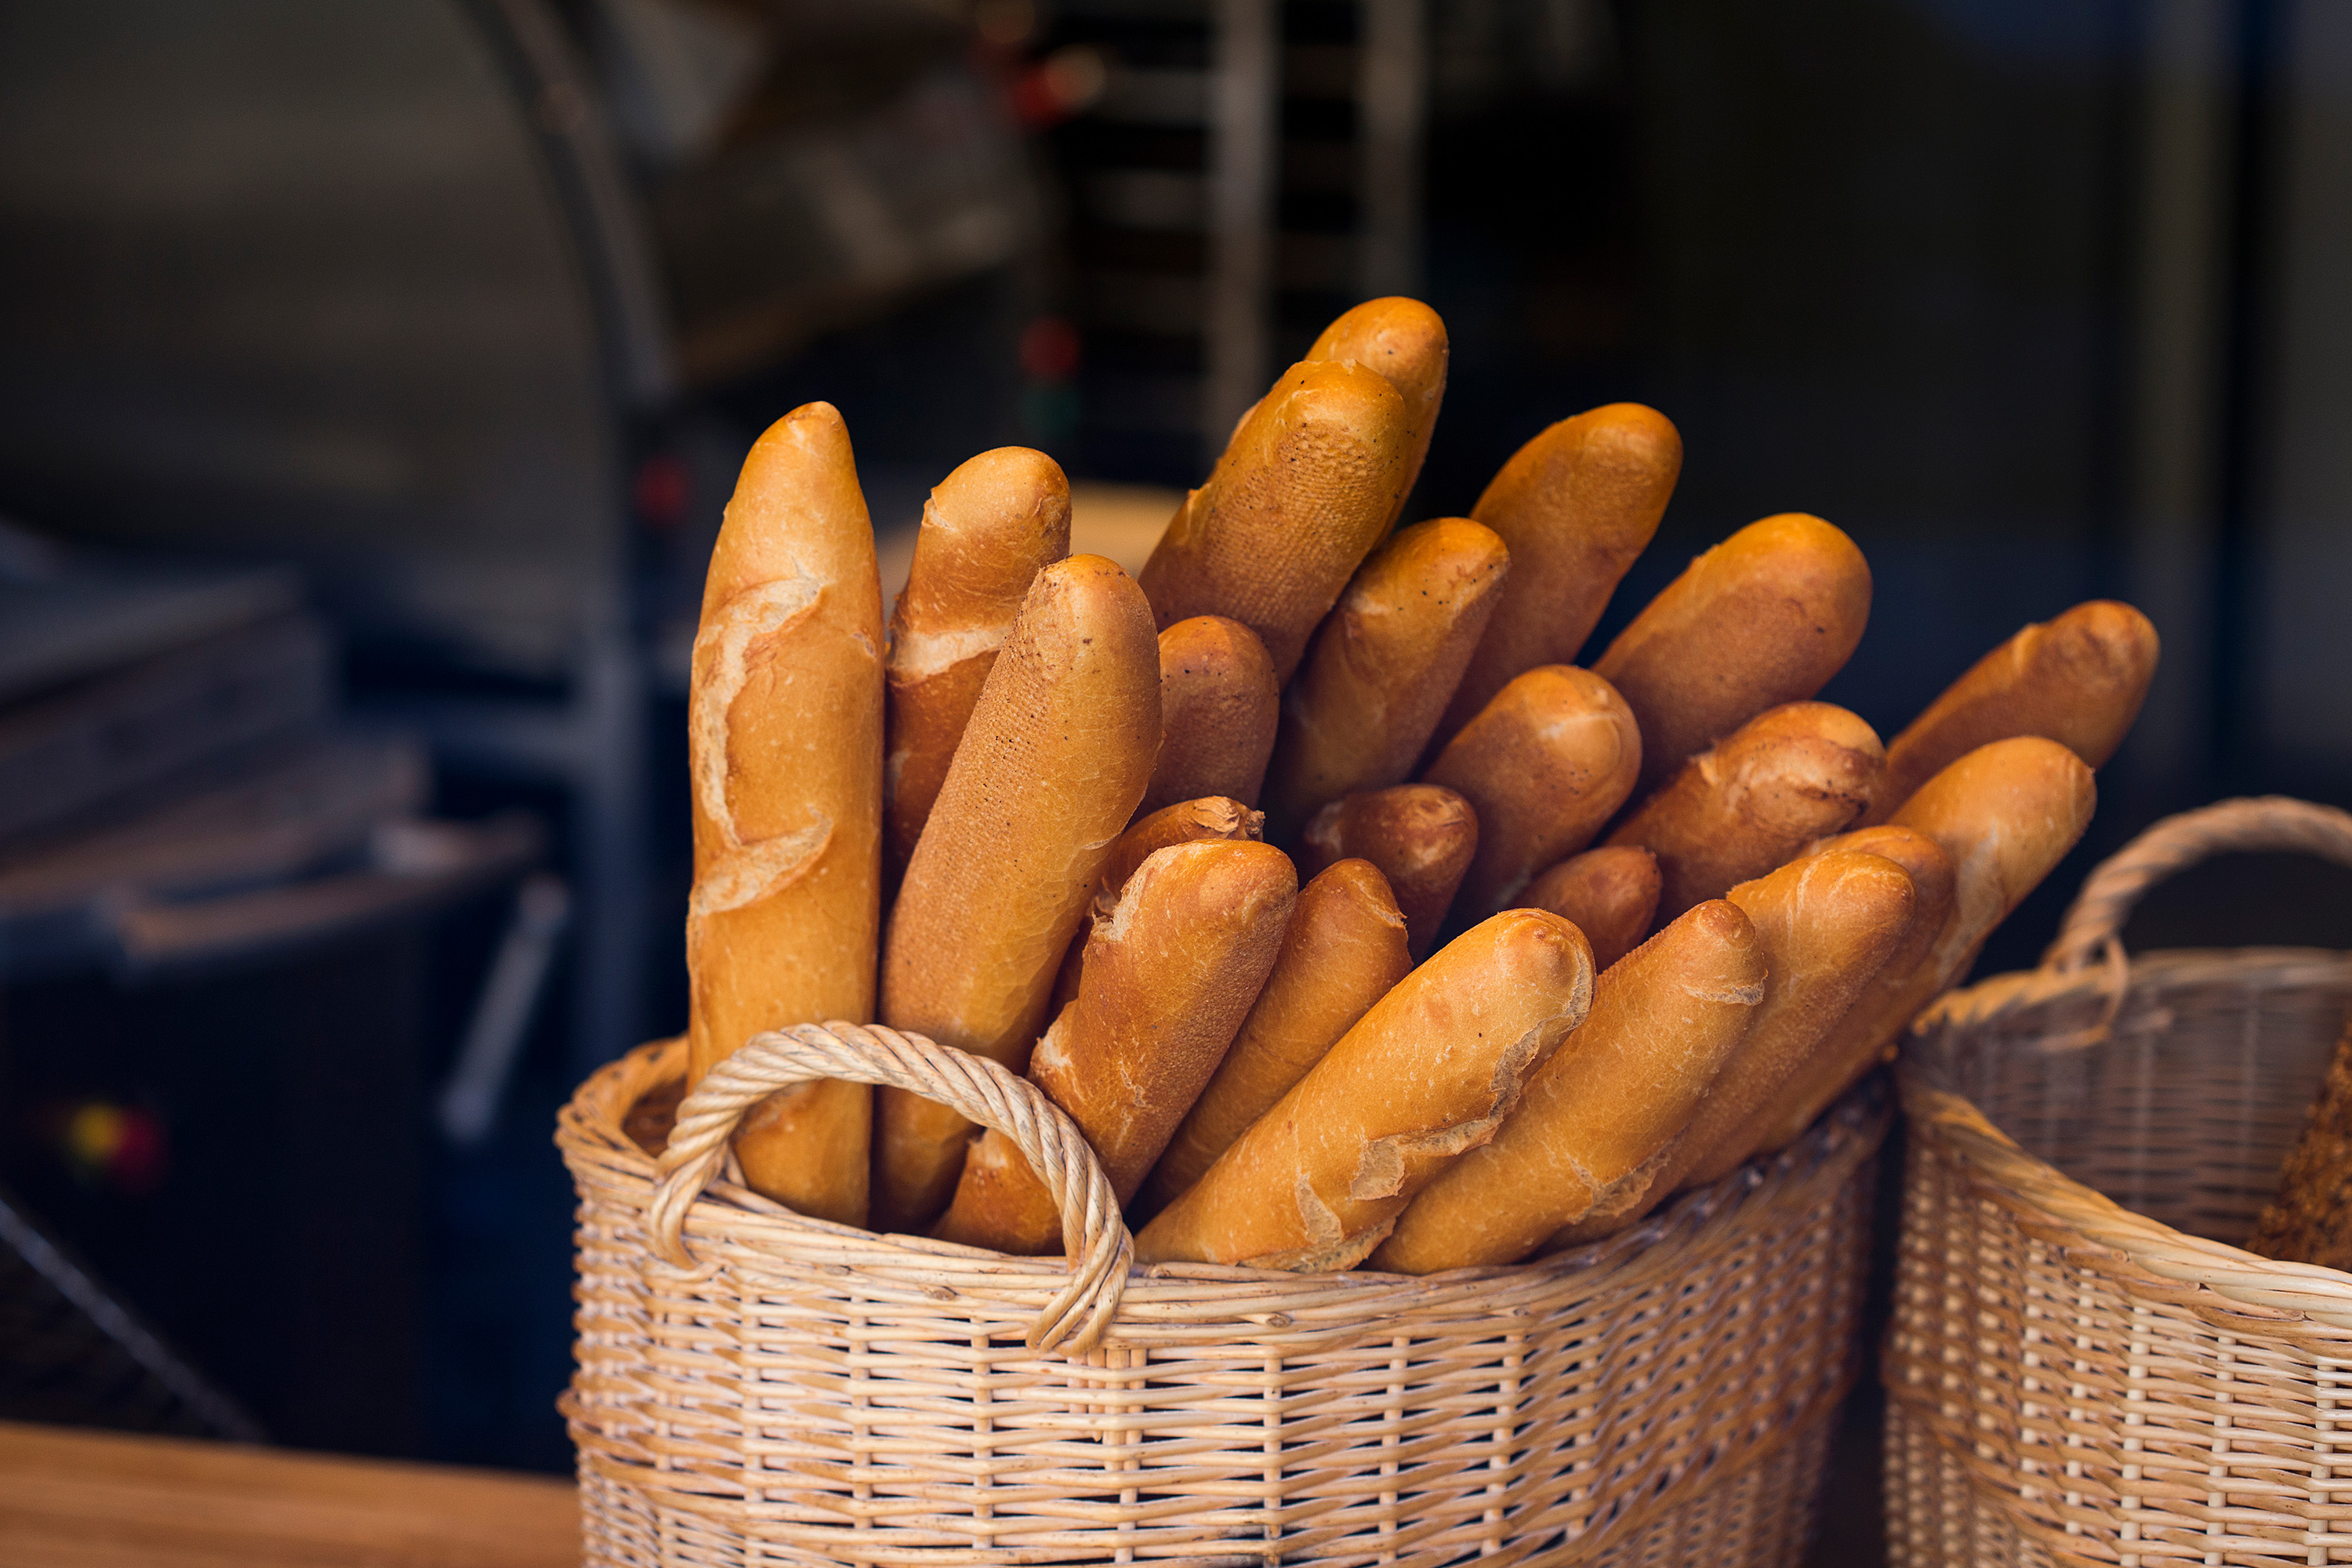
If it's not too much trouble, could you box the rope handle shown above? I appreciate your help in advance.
[648,1022,1133,1356]
[2044,796,2352,973]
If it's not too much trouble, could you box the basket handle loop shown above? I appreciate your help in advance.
[2044,796,2352,973]
[648,1022,1133,1356]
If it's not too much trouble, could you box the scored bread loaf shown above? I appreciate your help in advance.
[1306,296,1448,528]
[1594,514,1872,793]
[1861,600,2159,825]
[1436,405,1681,750]
[932,840,1297,1254]
[1263,517,1510,837]
[1044,796,1265,1019]
[1423,665,1643,919]
[1605,701,1884,924]
[1298,783,1478,958]
[1135,909,1595,1271]
[874,554,1161,1232]
[883,447,1071,877]
[1522,845,1661,971]
[1370,898,1765,1273]
[1139,858,1412,1215]
[1142,616,1279,814]
[685,401,883,1227]
[1138,359,1412,680]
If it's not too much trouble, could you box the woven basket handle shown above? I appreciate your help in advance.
[648,1022,1133,1356]
[2044,796,2352,972]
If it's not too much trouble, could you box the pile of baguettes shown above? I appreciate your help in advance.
[681,296,2158,1275]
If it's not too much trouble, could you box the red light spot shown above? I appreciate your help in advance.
[1021,318,1082,380]
[634,455,691,531]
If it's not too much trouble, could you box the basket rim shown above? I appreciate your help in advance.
[1900,942,2352,1331]
[560,1032,1892,1341]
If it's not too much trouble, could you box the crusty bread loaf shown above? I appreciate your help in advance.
[1138,359,1412,680]
[1423,665,1642,918]
[1605,701,1884,924]
[1298,784,1478,959]
[1436,405,1680,749]
[1306,296,1448,528]
[685,401,884,1227]
[1143,616,1279,814]
[1861,600,2158,825]
[1593,514,1871,793]
[1044,796,1265,1019]
[1135,910,1595,1271]
[1522,845,1661,971]
[1370,899,1764,1273]
[2245,1023,2352,1269]
[884,448,1071,877]
[933,840,1297,1254]
[1550,848,1916,1243]
[874,554,1162,1232]
[1139,858,1412,1214]
[1742,737,2096,1153]
[1264,517,1510,836]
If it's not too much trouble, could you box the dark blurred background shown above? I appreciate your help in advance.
[0,0,2344,1541]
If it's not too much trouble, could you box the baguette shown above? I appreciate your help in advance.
[1436,405,1681,749]
[874,554,1162,1232]
[1135,909,1595,1271]
[1522,845,1660,971]
[1548,848,1916,1243]
[1139,858,1412,1214]
[883,447,1071,876]
[685,401,883,1226]
[1143,616,1279,813]
[933,840,1297,1254]
[1593,514,1871,793]
[1305,296,1449,531]
[1264,517,1510,836]
[1044,796,1265,1019]
[2245,1024,2352,1269]
[1861,600,2158,825]
[1604,701,1884,924]
[1369,899,1764,1273]
[1422,665,1642,918]
[1138,359,1412,680]
[1298,783,1477,959]
[1741,736,2096,1153]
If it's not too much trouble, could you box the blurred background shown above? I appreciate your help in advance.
[0,0,2345,1534]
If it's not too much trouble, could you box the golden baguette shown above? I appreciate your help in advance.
[1263,517,1510,837]
[1594,514,1871,793]
[883,448,1071,876]
[1422,665,1642,919]
[1548,848,1916,1243]
[1370,899,1764,1273]
[1139,858,1412,1214]
[1742,737,2096,1153]
[1143,616,1279,814]
[1044,796,1265,1020]
[1860,600,2158,825]
[1298,784,1477,959]
[1306,296,1449,530]
[1522,845,1660,971]
[1436,405,1681,749]
[1139,358,1412,680]
[1604,701,1884,924]
[685,401,883,1226]
[1135,910,1595,1271]
[933,840,1297,1254]
[874,554,1161,1232]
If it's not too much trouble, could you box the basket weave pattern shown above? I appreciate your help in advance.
[1884,798,2352,1567]
[558,1024,1887,1566]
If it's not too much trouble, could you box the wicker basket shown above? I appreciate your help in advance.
[557,1018,1889,1566]
[1884,797,2352,1566]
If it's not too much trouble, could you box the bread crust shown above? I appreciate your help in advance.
[1422,665,1642,919]
[1594,514,1871,793]
[1135,910,1594,1271]
[1436,405,1680,748]
[1265,517,1510,837]
[685,401,884,1227]
[1140,858,1412,1214]
[1299,784,1478,959]
[1522,845,1661,971]
[1604,701,1884,924]
[1043,796,1265,1019]
[874,554,1161,1232]
[1306,296,1449,532]
[1144,617,1279,813]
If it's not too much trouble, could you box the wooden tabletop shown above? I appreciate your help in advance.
[0,1420,576,1567]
